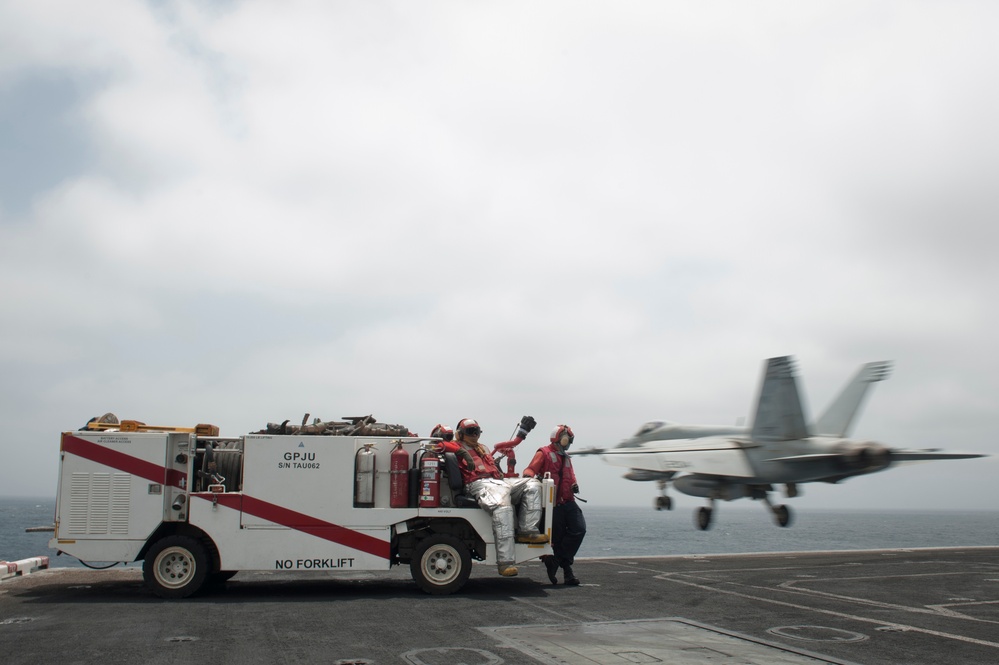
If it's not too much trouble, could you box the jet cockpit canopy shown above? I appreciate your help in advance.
[634,421,674,437]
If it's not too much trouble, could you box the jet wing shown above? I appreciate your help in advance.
[770,449,985,463]
[886,449,985,461]
[768,453,839,462]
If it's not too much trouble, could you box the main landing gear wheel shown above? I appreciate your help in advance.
[410,534,472,595]
[774,504,792,527]
[143,535,210,599]
[760,493,793,528]
[696,506,713,530]
[655,495,672,511]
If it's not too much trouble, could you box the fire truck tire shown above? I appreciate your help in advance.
[208,570,238,587]
[410,534,471,595]
[143,536,210,599]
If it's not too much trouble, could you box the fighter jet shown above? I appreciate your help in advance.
[581,356,984,530]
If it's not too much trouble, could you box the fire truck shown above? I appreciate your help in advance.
[49,419,554,598]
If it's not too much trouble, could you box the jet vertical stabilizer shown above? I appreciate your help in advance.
[749,356,809,442]
[812,361,892,437]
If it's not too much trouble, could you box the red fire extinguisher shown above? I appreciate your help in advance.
[390,441,410,508]
[418,447,442,508]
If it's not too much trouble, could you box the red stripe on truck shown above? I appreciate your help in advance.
[62,434,186,488]
[192,493,390,560]
[62,434,390,560]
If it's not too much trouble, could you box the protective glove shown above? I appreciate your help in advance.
[514,415,537,439]
[571,483,580,494]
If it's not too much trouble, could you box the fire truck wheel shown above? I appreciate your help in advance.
[143,536,210,599]
[410,534,472,595]
[207,570,238,588]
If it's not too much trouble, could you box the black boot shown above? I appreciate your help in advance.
[541,555,559,585]
[563,564,580,586]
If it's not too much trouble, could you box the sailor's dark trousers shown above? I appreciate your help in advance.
[551,500,586,567]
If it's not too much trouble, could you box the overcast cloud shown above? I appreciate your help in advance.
[1,1,996,518]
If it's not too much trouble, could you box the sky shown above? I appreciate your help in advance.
[1,1,996,518]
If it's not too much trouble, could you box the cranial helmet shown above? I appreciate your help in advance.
[455,418,481,441]
[430,423,454,442]
[550,424,575,447]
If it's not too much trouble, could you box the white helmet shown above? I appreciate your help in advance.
[549,424,574,447]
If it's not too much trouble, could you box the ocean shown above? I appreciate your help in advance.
[4,496,998,569]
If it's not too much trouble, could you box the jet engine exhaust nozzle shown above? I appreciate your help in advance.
[837,442,891,473]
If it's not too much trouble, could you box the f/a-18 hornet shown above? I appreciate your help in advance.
[581,356,984,530]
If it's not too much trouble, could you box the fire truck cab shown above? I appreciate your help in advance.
[50,423,554,598]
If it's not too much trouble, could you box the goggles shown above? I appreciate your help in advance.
[462,426,482,437]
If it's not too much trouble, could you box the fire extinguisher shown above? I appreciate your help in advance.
[408,449,422,508]
[418,447,442,508]
[353,443,376,508]
[389,441,410,508]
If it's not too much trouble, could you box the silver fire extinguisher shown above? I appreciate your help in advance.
[353,443,376,508]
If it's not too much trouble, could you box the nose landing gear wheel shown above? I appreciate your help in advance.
[655,495,672,511]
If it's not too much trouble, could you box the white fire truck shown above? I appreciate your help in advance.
[49,420,554,598]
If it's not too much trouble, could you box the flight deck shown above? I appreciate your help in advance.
[3,547,998,664]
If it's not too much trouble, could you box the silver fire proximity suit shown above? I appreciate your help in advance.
[442,417,547,575]
[465,476,543,566]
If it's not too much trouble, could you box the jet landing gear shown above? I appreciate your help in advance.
[692,494,792,530]
[655,480,673,511]
[761,494,792,527]
[695,500,715,530]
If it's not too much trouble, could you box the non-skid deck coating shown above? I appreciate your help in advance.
[480,617,855,664]
[3,547,998,665]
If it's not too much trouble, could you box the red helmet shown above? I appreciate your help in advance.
[455,418,481,441]
[430,424,454,442]
[550,424,574,446]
